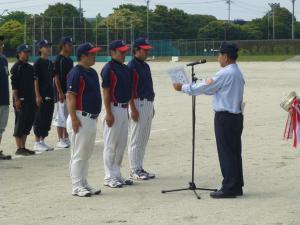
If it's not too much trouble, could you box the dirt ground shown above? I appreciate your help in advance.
[0,61,299,225]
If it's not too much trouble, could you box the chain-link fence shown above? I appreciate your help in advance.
[23,15,134,60]
[11,16,300,61]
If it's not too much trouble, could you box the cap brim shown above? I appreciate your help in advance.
[40,43,52,48]
[139,45,152,50]
[116,45,129,52]
[88,47,102,54]
[23,49,32,52]
[61,41,75,45]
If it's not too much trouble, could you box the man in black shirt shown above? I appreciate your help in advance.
[33,40,55,152]
[53,37,74,148]
[0,35,11,160]
[11,44,36,156]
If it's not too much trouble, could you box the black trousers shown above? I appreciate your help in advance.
[14,102,36,138]
[214,111,244,193]
[33,100,54,138]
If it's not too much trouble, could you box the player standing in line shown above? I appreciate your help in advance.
[66,42,102,197]
[0,35,11,160]
[33,40,55,152]
[101,40,134,188]
[53,37,74,149]
[127,38,155,180]
[11,44,36,156]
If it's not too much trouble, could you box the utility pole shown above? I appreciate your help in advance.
[292,0,296,40]
[268,3,279,40]
[268,11,270,39]
[79,0,83,22]
[146,0,150,38]
[226,0,232,23]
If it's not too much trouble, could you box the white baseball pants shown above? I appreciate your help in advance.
[128,99,154,171]
[103,105,129,181]
[67,111,97,190]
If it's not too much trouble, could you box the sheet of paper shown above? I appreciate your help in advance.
[167,66,189,84]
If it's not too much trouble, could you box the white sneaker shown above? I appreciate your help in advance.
[85,184,101,195]
[56,139,69,148]
[72,186,91,197]
[33,142,48,153]
[104,179,123,188]
[40,141,54,151]
[63,138,71,147]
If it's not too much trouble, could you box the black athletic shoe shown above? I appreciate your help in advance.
[23,148,35,155]
[0,151,12,160]
[15,148,31,156]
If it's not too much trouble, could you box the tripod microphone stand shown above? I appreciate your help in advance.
[161,63,217,199]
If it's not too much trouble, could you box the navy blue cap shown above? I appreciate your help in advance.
[60,36,75,45]
[37,39,52,49]
[219,42,239,54]
[16,44,31,53]
[109,40,129,52]
[76,42,102,58]
[133,37,152,50]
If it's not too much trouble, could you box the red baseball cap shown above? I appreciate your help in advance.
[109,40,129,52]
[134,37,152,50]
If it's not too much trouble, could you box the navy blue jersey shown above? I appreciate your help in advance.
[67,65,102,115]
[101,59,132,103]
[127,57,155,101]
[0,53,9,105]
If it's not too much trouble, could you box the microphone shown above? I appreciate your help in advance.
[186,59,207,67]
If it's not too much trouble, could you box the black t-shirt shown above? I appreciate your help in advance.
[53,54,74,102]
[34,58,54,98]
[10,60,35,103]
[0,53,9,105]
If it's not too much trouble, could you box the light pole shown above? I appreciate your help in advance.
[268,3,280,40]
[146,0,150,38]
[226,0,232,23]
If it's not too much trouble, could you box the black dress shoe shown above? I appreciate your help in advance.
[210,190,236,199]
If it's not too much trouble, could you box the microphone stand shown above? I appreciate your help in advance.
[161,64,217,199]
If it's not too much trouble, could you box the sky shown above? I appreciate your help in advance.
[1,0,300,21]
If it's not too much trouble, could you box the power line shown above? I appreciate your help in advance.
[151,0,224,5]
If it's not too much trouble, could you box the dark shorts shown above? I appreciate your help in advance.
[14,102,36,138]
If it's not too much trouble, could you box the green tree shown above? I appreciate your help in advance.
[0,20,24,48]
[0,11,29,25]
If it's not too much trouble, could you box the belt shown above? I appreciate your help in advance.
[113,103,128,108]
[138,97,154,102]
[44,97,52,101]
[81,111,98,119]
[216,111,242,115]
